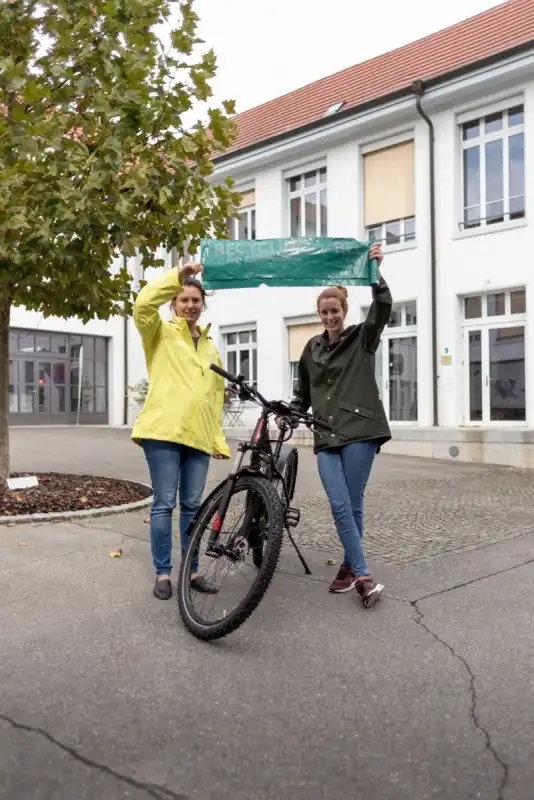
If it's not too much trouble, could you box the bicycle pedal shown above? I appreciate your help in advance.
[285,507,300,528]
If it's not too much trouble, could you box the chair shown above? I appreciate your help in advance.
[222,393,245,427]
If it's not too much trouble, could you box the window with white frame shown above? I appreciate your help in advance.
[222,328,257,386]
[462,288,526,423]
[362,302,418,422]
[227,189,256,240]
[288,167,327,237]
[364,140,416,246]
[367,216,416,246]
[289,361,299,396]
[460,103,525,230]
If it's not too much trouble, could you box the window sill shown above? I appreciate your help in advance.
[380,240,417,254]
[453,217,527,241]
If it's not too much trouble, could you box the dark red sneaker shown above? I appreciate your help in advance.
[329,565,357,593]
[355,576,384,608]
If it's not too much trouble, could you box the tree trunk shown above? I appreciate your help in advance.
[0,294,11,484]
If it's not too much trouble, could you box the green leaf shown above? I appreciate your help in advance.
[0,0,237,328]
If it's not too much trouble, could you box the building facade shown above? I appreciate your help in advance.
[8,1,534,465]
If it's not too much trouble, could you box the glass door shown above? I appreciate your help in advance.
[374,336,418,422]
[18,360,36,414]
[489,325,526,421]
[387,337,418,422]
[464,328,484,422]
[463,325,526,423]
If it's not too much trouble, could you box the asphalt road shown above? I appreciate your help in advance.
[1,427,533,800]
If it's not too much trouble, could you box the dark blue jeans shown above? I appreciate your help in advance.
[317,440,378,577]
[142,440,211,576]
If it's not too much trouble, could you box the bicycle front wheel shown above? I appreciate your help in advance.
[177,475,285,641]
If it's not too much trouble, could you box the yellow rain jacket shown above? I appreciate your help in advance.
[131,268,230,458]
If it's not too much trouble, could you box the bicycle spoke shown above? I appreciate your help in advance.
[185,485,269,624]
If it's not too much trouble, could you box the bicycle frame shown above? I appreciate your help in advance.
[203,363,330,573]
[209,406,293,542]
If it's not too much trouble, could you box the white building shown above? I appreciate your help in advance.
[9,0,534,466]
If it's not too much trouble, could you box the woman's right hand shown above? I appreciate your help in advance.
[179,261,203,280]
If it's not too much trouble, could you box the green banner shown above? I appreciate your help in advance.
[200,237,378,290]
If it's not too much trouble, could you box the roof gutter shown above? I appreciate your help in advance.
[214,40,534,165]
[412,80,438,428]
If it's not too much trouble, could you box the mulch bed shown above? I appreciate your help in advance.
[0,473,152,517]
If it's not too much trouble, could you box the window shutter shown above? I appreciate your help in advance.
[239,189,255,209]
[364,141,415,226]
[288,323,323,362]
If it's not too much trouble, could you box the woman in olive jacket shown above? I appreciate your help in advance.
[290,243,391,607]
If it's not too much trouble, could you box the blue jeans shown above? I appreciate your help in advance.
[317,440,378,577]
[142,440,211,576]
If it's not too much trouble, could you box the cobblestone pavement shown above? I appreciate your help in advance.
[294,467,534,564]
[9,426,534,566]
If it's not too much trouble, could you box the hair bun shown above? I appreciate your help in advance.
[335,285,348,299]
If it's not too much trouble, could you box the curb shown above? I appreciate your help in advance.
[0,481,153,526]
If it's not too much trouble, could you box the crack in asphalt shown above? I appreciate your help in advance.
[414,555,534,605]
[0,712,189,800]
[410,601,509,800]
[380,559,534,800]
[382,557,534,800]
[382,558,534,800]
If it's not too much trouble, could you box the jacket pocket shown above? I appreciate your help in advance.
[339,403,375,420]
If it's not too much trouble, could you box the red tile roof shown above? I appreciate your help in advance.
[220,0,534,158]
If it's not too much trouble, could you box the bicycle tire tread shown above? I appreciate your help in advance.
[177,475,285,641]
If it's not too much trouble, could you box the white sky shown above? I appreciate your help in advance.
[183,0,506,119]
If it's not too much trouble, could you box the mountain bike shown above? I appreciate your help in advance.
[177,363,331,641]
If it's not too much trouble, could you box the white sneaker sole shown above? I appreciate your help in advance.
[329,578,358,594]
[362,583,384,608]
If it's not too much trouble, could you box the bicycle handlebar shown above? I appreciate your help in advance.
[210,363,240,384]
[209,363,333,433]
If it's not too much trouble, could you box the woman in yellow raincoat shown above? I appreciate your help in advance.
[132,262,230,600]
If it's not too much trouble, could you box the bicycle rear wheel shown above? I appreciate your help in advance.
[279,447,298,504]
[177,474,284,641]
[253,448,299,569]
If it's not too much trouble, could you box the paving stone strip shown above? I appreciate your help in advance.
[292,467,534,564]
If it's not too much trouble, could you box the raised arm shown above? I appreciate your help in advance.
[133,262,202,342]
[361,273,392,354]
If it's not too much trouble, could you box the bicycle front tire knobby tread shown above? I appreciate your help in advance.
[177,475,285,641]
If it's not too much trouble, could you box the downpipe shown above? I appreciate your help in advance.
[412,80,439,428]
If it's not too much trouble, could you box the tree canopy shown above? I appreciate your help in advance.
[0,0,239,480]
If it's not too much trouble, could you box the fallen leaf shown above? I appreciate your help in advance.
[109,548,123,558]
[17,542,29,547]
[80,496,88,504]
[144,518,150,524]
[327,558,337,566]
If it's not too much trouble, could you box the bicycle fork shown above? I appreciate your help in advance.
[206,445,248,559]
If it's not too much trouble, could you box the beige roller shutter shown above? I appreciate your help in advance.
[239,189,255,209]
[364,141,415,226]
[288,322,323,362]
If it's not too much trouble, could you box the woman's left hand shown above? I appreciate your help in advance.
[369,243,384,266]
[213,453,230,460]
